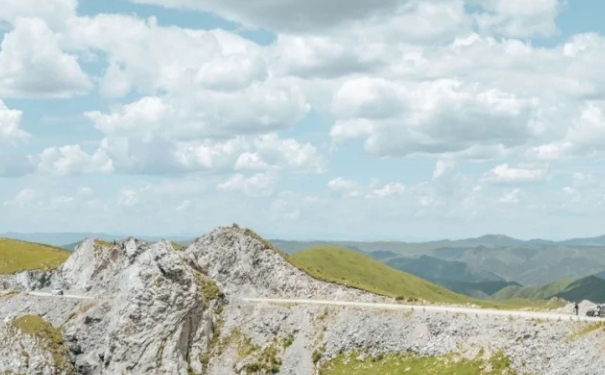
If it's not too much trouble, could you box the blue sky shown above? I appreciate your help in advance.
[2,0,605,241]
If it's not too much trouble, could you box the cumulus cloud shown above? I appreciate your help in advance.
[35,145,113,176]
[367,182,407,198]
[484,164,548,185]
[529,102,605,160]
[332,78,538,158]
[129,0,406,33]
[327,177,363,198]
[217,173,278,198]
[499,188,522,204]
[0,18,92,98]
[0,0,77,30]
[85,81,309,140]
[471,0,560,38]
[0,100,29,144]
[68,15,267,96]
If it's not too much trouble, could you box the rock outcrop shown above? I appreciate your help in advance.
[182,228,382,302]
[1,237,222,375]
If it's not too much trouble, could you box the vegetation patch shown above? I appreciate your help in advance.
[171,241,185,251]
[319,351,518,375]
[93,239,113,256]
[241,341,283,374]
[0,238,70,275]
[243,227,290,259]
[567,322,605,341]
[10,315,74,372]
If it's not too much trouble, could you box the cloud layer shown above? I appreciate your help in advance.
[2,0,605,239]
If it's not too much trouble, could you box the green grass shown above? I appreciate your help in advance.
[567,322,605,341]
[290,246,562,310]
[291,246,472,304]
[10,315,74,372]
[319,351,518,375]
[0,238,70,275]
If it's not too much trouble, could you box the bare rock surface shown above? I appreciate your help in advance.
[183,227,384,302]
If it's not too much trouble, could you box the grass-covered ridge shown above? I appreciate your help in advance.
[0,238,70,275]
[319,351,518,375]
[291,246,471,304]
[290,246,562,309]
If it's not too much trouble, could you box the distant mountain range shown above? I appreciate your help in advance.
[379,254,520,298]
[0,232,194,248]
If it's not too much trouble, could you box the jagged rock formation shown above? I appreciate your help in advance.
[1,237,221,375]
[182,228,383,301]
[1,226,605,375]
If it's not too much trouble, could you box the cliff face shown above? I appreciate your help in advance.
[1,237,220,375]
[1,227,605,375]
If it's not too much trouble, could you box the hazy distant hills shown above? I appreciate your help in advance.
[493,276,605,303]
[380,255,520,298]
[0,232,194,249]
[269,235,605,286]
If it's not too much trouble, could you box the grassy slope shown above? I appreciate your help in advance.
[291,246,470,304]
[494,276,605,303]
[320,351,517,375]
[290,246,558,309]
[0,238,70,275]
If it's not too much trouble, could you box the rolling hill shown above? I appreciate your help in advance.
[0,238,71,275]
[290,246,477,304]
[289,246,559,309]
[384,255,520,298]
[493,276,605,303]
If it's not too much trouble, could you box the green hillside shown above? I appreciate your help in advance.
[0,238,70,275]
[291,246,469,304]
[289,246,559,309]
[493,276,605,303]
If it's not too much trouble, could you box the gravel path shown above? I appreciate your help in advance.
[242,298,605,322]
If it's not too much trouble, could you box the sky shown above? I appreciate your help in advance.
[1,0,605,241]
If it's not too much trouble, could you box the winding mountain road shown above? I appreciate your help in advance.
[242,298,605,323]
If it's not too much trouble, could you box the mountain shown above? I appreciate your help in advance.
[0,226,602,375]
[493,276,605,303]
[384,255,520,298]
[596,270,605,280]
[0,238,70,275]
[0,232,194,248]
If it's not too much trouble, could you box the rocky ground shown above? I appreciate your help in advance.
[1,226,604,375]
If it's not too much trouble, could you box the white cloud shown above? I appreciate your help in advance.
[217,173,278,198]
[484,164,547,185]
[367,182,407,198]
[0,0,77,30]
[529,102,605,160]
[499,188,522,204]
[0,18,92,98]
[86,81,309,140]
[332,78,538,158]
[35,145,113,176]
[68,15,267,96]
[327,178,363,198]
[433,160,456,179]
[471,0,560,38]
[129,0,406,33]
[0,99,29,144]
